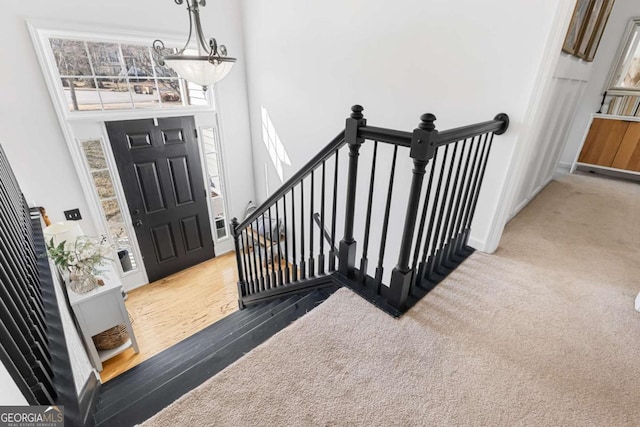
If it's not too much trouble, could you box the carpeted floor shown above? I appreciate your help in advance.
[142,173,640,426]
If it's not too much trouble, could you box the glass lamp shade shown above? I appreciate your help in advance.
[44,221,84,250]
[163,55,235,87]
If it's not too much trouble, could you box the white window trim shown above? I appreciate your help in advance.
[198,118,233,248]
[27,19,233,289]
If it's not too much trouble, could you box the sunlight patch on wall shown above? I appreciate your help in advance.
[261,106,291,183]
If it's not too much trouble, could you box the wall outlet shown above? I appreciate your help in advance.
[64,208,82,221]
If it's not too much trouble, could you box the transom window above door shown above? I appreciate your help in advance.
[49,38,206,112]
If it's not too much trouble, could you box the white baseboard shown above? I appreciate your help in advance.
[467,235,487,252]
[555,161,572,177]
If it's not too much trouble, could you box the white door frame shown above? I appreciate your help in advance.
[28,19,233,290]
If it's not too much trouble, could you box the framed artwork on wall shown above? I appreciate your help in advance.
[562,0,594,55]
[562,0,615,62]
[582,0,615,61]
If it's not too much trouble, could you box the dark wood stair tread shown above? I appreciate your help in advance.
[100,296,289,392]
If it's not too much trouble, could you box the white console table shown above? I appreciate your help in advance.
[67,264,139,371]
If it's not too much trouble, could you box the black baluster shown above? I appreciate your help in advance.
[242,229,254,294]
[461,132,495,251]
[437,138,469,270]
[338,105,366,277]
[456,134,489,255]
[427,140,459,279]
[300,180,306,280]
[253,220,265,291]
[360,141,378,285]
[231,218,246,306]
[308,170,315,277]
[0,223,46,329]
[319,161,326,275]
[0,249,48,352]
[291,187,298,281]
[374,145,399,292]
[453,135,484,256]
[267,207,277,287]
[445,136,475,263]
[419,144,449,283]
[0,270,51,374]
[283,193,291,284]
[412,149,439,286]
[389,114,437,311]
[275,201,284,286]
[329,150,339,271]
[240,229,250,294]
[259,213,270,289]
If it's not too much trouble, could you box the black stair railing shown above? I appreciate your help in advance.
[0,145,83,424]
[232,106,508,315]
[232,128,348,307]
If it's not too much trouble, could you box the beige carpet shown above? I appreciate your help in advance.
[142,173,640,426]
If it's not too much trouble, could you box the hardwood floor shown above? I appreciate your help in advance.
[99,252,239,382]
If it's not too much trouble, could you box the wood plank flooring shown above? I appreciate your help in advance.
[99,252,239,382]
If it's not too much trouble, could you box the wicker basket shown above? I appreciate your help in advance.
[92,323,129,351]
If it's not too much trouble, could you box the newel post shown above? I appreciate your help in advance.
[231,217,246,309]
[388,114,438,311]
[338,105,366,278]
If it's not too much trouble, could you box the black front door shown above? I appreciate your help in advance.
[106,116,214,282]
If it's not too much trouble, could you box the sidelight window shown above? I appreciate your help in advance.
[201,127,229,241]
[81,139,137,272]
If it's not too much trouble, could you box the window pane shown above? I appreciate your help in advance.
[61,78,101,111]
[109,224,131,247]
[207,154,219,177]
[50,39,92,76]
[202,128,217,153]
[187,81,208,106]
[82,140,107,170]
[121,45,153,79]
[131,82,160,109]
[101,199,123,223]
[96,78,133,110]
[50,37,211,112]
[215,215,227,239]
[87,42,124,76]
[92,171,116,198]
[211,175,221,191]
[158,80,183,106]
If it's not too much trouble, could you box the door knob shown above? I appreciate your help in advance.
[134,220,143,227]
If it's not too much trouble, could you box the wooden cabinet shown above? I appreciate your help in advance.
[578,117,640,172]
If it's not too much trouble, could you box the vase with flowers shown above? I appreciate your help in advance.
[46,235,113,294]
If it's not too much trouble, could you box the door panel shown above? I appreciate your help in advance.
[135,162,166,213]
[180,216,204,252]
[168,156,194,205]
[106,116,214,282]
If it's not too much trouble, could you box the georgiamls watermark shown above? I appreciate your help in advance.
[0,406,63,427]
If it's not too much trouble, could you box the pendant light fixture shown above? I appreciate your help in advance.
[153,0,236,91]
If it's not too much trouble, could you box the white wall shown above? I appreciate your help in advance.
[0,0,254,234]
[240,0,565,252]
[508,52,591,217]
[560,0,640,168]
[0,361,28,405]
